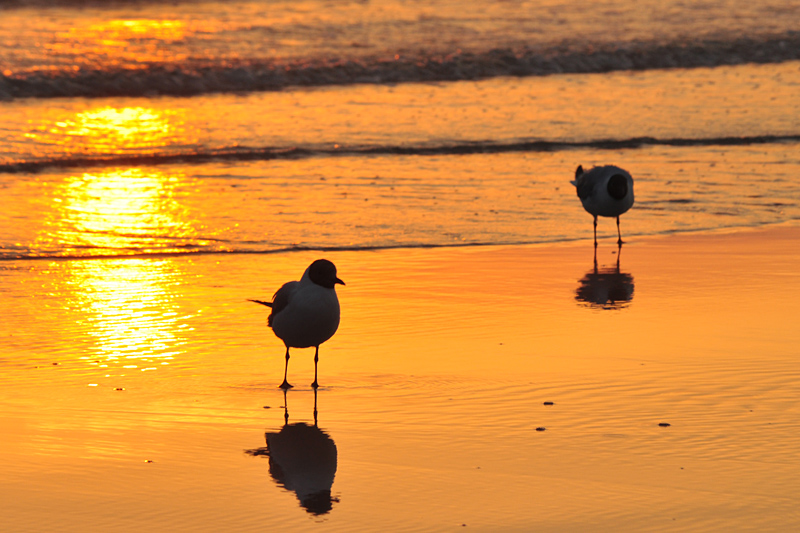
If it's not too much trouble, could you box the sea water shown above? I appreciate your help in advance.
[1,0,799,258]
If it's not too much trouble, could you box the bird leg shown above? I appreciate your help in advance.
[593,216,598,248]
[282,388,289,425]
[616,216,624,246]
[279,347,293,389]
[311,346,320,389]
[313,387,319,426]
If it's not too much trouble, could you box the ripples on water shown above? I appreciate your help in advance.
[2,145,799,259]
[2,59,799,258]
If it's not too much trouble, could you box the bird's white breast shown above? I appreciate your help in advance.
[271,283,341,349]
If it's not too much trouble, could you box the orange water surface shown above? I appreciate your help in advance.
[1,227,799,531]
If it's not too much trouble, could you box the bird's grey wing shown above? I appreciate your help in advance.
[267,281,298,326]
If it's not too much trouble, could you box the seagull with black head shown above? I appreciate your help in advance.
[250,259,345,389]
[571,164,634,247]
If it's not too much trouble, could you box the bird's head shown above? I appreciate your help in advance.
[308,259,345,289]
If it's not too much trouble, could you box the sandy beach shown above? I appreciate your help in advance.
[2,225,798,532]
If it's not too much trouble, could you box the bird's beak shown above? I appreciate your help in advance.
[336,277,345,286]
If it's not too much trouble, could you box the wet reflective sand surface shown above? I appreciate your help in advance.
[2,226,798,531]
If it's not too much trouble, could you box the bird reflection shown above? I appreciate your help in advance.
[250,389,339,515]
[575,246,634,310]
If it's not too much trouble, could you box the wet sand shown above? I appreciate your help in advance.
[1,225,799,531]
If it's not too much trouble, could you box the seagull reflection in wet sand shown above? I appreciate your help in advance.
[247,389,339,515]
[575,246,635,310]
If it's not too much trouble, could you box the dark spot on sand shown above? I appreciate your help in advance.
[543,401,554,406]
[115,387,125,391]
[659,422,671,427]
[535,427,546,432]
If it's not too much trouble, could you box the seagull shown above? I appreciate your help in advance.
[250,259,345,389]
[571,164,634,247]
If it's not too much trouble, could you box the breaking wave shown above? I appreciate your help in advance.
[2,32,799,100]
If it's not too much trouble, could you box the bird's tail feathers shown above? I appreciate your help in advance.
[248,299,273,308]
[571,165,587,188]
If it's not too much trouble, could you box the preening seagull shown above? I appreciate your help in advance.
[250,259,345,389]
[571,164,634,246]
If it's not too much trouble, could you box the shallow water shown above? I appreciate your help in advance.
[3,143,799,258]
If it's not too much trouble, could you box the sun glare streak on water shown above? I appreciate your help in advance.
[17,104,199,161]
[56,106,180,150]
[54,258,191,373]
[1,161,209,375]
[30,167,213,256]
[33,18,194,73]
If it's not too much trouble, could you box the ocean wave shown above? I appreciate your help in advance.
[3,135,799,174]
[2,32,799,101]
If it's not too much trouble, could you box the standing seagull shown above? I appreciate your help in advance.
[250,259,345,389]
[571,164,634,247]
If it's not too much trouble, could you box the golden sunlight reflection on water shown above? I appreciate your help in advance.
[49,19,191,69]
[34,167,205,255]
[28,104,195,157]
[20,103,215,257]
[54,258,192,375]
[58,107,179,151]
